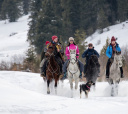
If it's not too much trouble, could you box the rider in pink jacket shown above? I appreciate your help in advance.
[65,44,79,60]
[62,37,84,80]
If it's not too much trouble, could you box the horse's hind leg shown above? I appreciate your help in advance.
[47,79,50,94]
[54,78,58,95]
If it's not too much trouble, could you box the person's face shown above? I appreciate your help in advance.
[69,40,74,44]
[111,41,116,45]
[88,45,93,49]
[54,38,58,43]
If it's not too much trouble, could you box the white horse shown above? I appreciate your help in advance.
[67,49,80,91]
[108,52,123,96]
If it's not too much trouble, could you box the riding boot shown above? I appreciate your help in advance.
[79,72,82,79]
[61,72,67,80]
[84,64,88,77]
[41,60,47,77]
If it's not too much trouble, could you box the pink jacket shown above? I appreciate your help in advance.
[65,44,79,59]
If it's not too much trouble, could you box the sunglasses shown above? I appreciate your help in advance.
[89,45,92,47]
[70,40,74,41]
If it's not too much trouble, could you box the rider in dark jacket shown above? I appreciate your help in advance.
[82,43,100,77]
[40,35,64,78]
[106,36,124,78]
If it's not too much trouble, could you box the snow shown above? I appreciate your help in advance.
[0,71,128,114]
[86,21,128,53]
[0,15,29,62]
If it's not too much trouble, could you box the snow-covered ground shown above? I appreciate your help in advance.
[86,21,128,53]
[0,71,128,114]
[0,15,29,62]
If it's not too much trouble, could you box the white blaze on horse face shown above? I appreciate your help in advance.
[70,49,76,63]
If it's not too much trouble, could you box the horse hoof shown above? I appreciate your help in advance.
[47,91,50,94]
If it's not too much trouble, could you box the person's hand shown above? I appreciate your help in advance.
[57,49,60,52]
[113,44,116,47]
[110,56,114,62]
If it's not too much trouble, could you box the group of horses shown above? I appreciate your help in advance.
[43,44,123,97]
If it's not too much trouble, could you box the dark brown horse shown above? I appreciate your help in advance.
[45,44,60,94]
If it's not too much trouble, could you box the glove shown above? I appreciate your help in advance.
[76,54,79,56]
[110,56,114,63]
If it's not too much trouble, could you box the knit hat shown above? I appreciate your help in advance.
[111,36,116,42]
[69,37,74,42]
[52,35,58,41]
[45,41,50,45]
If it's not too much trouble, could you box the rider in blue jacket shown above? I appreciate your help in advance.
[82,43,100,77]
[106,36,124,78]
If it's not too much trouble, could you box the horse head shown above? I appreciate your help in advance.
[69,49,76,64]
[88,55,99,67]
[113,51,123,67]
[45,44,55,58]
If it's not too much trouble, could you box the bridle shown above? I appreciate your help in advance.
[68,54,79,76]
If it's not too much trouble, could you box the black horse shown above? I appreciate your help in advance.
[84,55,100,85]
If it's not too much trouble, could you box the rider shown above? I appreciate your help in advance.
[62,37,84,79]
[82,43,100,77]
[40,35,64,78]
[106,36,124,78]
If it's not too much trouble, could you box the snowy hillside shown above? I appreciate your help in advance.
[86,21,128,53]
[0,71,128,114]
[0,15,29,62]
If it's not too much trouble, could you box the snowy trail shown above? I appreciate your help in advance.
[0,71,128,114]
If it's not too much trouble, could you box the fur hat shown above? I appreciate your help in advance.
[111,36,116,42]
[52,35,58,41]
[69,37,74,42]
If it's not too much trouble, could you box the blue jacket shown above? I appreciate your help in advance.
[82,48,100,64]
[106,43,121,58]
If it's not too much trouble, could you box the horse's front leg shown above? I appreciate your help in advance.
[69,75,73,90]
[47,79,50,94]
[75,77,79,90]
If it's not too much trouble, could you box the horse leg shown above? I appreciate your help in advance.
[75,78,79,90]
[69,76,73,98]
[111,84,114,96]
[92,83,96,91]
[69,77,73,90]
[115,79,120,96]
[54,78,58,95]
[47,79,50,94]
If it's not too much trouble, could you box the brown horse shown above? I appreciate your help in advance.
[45,44,60,94]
